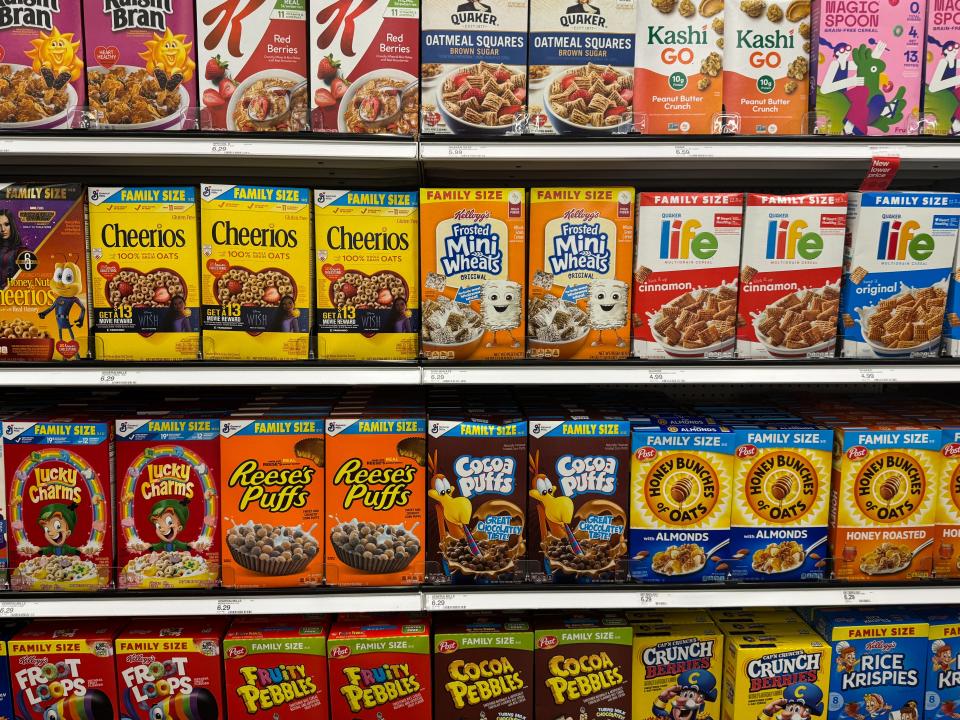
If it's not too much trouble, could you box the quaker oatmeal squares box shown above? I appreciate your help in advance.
[633,192,743,359]
[197,0,307,131]
[925,611,960,719]
[83,0,196,129]
[87,186,199,362]
[839,192,960,358]
[115,416,220,590]
[200,184,312,361]
[420,0,527,135]
[923,15,960,136]
[314,190,419,361]
[421,188,525,361]
[527,0,636,135]
[737,193,847,359]
[528,187,634,360]
[4,418,112,592]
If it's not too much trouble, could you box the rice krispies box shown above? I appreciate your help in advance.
[115,416,220,590]
[839,192,960,359]
[87,186,200,362]
[737,193,847,360]
[925,611,960,720]
[633,192,743,359]
[923,11,960,137]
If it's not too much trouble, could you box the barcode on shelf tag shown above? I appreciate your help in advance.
[99,370,132,385]
[0,602,31,618]
[426,368,468,384]
[215,598,252,615]
[426,593,469,611]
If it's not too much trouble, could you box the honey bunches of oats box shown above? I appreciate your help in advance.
[925,610,960,720]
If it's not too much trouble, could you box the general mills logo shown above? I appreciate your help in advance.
[560,0,605,26]
[91,189,101,201]
[202,186,213,197]
[452,0,497,26]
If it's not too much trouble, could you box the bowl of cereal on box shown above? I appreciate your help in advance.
[648,284,737,358]
[753,284,840,358]
[856,279,948,358]
[226,521,320,576]
[543,64,633,135]
[527,294,590,359]
[434,62,525,134]
[338,68,418,135]
[228,69,309,132]
[87,65,190,129]
[422,296,487,360]
[0,64,79,129]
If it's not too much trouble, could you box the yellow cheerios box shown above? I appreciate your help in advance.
[88,186,200,361]
[200,184,312,361]
[314,190,419,361]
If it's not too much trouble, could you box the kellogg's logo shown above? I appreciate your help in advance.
[847,445,868,460]
[559,0,606,27]
[330,645,351,659]
[226,646,246,659]
[538,635,558,650]
[451,0,497,27]
[737,444,758,458]
[635,446,657,461]
[437,640,458,654]
[865,639,896,652]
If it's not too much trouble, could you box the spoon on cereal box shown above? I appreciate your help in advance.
[357,80,418,129]
[244,80,308,129]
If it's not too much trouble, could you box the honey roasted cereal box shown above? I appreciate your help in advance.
[934,425,960,578]
[314,190,419,361]
[88,186,199,362]
[925,611,960,720]
[528,187,634,360]
[0,183,88,361]
[4,418,113,592]
[422,188,525,361]
[200,184,312,361]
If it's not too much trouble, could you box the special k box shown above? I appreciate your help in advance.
[632,192,743,359]
[421,188,525,361]
[527,187,634,360]
[737,193,847,359]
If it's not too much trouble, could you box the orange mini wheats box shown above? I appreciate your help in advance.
[528,188,635,360]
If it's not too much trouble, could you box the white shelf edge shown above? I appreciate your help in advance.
[0,366,421,386]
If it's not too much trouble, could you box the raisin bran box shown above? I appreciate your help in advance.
[116,617,227,720]
[925,611,960,720]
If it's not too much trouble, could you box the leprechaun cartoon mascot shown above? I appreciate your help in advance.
[654,668,718,720]
[760,683,824,720]
[37,502,80,556]
[149,499,190,552]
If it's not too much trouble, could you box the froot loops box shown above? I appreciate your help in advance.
[925,611,960,720]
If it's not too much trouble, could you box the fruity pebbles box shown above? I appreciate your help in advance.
[200,184,312,361]
[925,611,960,720]
[88,186,200,361]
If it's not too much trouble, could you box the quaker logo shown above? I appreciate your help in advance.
[452,0,497,26]
[440,220,503,276]
[560,0,605,27]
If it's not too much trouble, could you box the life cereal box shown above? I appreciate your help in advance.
[420,0,527,135]
[923,13,960,136]
[4,418,113,592]
[87,186,200,362]
[0,0,84,128]
[0,183,88,362]
[421,188,526,361]
[839,192,960,359]
[116,617,227,720]
[527,0,636,135]
[82,0,196,129]
[314,190,419,361]
[737,193,847,360]
[830,423,941,582]
[632,192,743,359]
[925,611,960,720]
[311,0,419,135]
[220,415,325,589]
[200,184,312,361]
[196,0,307,131]
[115,416,220,590]
[528,187,634,360]
[629,423,736,583]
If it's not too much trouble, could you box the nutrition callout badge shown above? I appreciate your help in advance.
[852,449,926,523]
[740,446,820,523]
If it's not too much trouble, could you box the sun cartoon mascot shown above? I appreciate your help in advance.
[25,26,83,90]
[139,28,195,91]
[653,668,718,720]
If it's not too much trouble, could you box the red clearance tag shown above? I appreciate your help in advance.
[860,155,900,191]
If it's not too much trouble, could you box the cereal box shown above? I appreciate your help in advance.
[224,616,328,720]
[115,416,220,590]
[433,613,533,720]
[630,423,736,583]
[87,186,200,362]
[737,193,847,359]
[0,183,88,361]
[196,0,307,131]
[82,0,196,129]
[528,187,634,360]
[0,0,84,128]
[10,621,119,720]
[0,621,23,720]
[925,611,960,720]
[324,413,426,586]
[200,184,312,362]
[4,418,113,592]
[811,0,925,135]
[528,0,636,135]
[311,0,418,135]
[314,190,419,361]
[923,14,960,136]
[420,0,527,135]
[830,423,941,582]
[116,617,227,720]
[633,0,723,134]
[632,192,743,359]
[943,232,960,356]
[839,192,960,359]
[220,415,325,588]
[327,614,430,720]
[421,188,526,361]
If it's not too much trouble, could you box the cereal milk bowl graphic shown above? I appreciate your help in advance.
[226,521,320,576]
[228,69,308,132]
[0,63,79,129]
[434,498,526,580]
[543,63,633,134]
[87,65,189,129]
[422,296,486,360]
[338,69,418,135]
[648,284,737,357]
[329,518,421,575]
[855,280,948,357]
[527,294,590,358]
[435,62,525,134]
[752,284,840,358]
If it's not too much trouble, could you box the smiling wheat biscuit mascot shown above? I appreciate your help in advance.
[481,279,522,348]
[588,278,628,348]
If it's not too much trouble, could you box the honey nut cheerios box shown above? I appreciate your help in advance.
[421,188,525,361]
[314,190,419,361]
[88,186,200,362]
[528,187,634,360]
[925,610,960,719]
[200,184,312,361]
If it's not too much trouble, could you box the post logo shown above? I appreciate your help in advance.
[659,219,718,260]
[877,220,934,261]
[765,219,823,260]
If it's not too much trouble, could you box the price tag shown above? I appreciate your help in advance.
[99,370,132,385]
[841,590,875,605]
[210,141,254,156]
[425,593,469,611]
[215,598,251,615]
[647,368,687,384]
[858,368,893,383]
[0,602,32,618]
[425,368,468,384]
[446,144,483,159]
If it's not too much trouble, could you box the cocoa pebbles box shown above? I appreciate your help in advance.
[737,193,847,360]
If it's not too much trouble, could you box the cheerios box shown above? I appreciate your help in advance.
[421,188,526,361]
[200,184,312,361]
[925,611,960,720]
[314,190,419,361]
[839,192,960,358]
[633,192,743,359]
[528,187,634,360]
[737,193,847,360]
[88,186,200,361]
